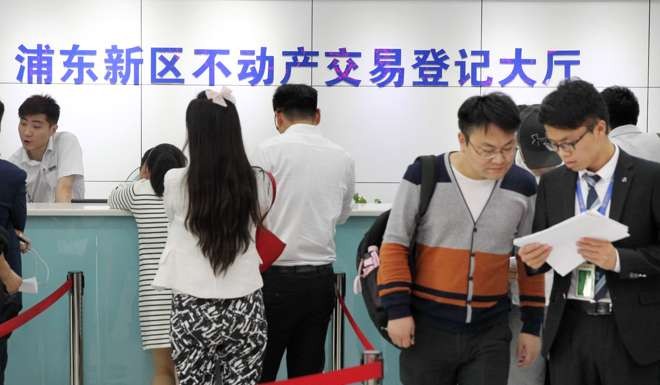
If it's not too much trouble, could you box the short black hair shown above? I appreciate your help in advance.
[457,92,521,138]
[539,79,609,130]
[18,94,60,125]
[600,86,639,129]
[272,84,318,120]
[143,144,187,197]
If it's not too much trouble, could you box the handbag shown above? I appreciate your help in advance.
[256,171,286,272]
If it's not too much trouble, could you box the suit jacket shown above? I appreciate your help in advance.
[0,159,27,318]
[532,149,660,365]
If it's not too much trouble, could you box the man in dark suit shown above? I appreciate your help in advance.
[519,79,660,385]
[0,99,27,385]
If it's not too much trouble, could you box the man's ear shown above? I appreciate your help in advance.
[314,109,321,125]
[458,132,467,152]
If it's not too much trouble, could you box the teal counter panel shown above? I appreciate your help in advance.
[6,215,401,384]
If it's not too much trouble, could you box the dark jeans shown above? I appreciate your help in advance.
[549,302,660,385]
[400,315,512,385]
[259,265,335,381]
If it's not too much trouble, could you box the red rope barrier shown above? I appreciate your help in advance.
[336,295,375,351]
[259,294,384,384]
[259,362,383,385]
[0,278,72,338]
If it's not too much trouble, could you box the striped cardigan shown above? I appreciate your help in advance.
[377,153,545,335]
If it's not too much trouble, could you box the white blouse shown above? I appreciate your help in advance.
[153,167,272,299]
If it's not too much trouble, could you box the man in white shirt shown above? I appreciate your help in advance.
[252,84,355,381]
[601,86,660,163]
[8,95,84,203]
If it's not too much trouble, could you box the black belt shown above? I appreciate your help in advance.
[567,300,613,316]
[267,264,333,274]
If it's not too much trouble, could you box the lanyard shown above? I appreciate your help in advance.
[576,177,614,215]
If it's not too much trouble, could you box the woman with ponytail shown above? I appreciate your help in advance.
[153,88,271,385]
[109,143,187,385]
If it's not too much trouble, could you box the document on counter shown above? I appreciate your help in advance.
[513,210,629,276]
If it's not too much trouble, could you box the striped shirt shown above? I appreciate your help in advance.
[109,179,172,350]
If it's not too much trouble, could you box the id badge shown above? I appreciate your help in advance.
[575,263,595,300]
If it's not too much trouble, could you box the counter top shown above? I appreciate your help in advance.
[27,202,391,217]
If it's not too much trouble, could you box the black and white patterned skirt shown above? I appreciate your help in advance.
[170,290,267,385]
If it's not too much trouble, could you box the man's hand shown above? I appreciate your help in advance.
[518,243,552,269]
[577,238,617,271]
[3,270,22,294]
[517,333,541,368]
[387,316,415,348]
[15,230,31,253]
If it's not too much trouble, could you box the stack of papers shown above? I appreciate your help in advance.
[513,211,629,276]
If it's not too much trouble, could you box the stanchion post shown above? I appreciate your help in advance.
[332,272,346,370]
[68,271,84,385]
[361,350,383,385]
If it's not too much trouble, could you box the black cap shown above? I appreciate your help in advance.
[518,105,562,169]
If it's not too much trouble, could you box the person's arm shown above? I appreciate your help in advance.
[55,133,84,202]
[11,170,27,232]
[55,175,75,202]
[11,170,28,252]
[0,254,22,294]
[520,175,553,274]
[606,169,660,277]
[108,182,136,211]
[0,229,21,294]
[377,159,421,348]
[337,158,355,225]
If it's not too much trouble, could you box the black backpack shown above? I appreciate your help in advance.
[355,155,437,347]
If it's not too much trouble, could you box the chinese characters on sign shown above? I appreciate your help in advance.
[14,44,580,87]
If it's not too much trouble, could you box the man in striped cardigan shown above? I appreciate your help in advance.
[378,93,545,385]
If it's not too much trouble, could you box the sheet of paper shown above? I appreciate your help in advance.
[18,277,38,294]
[514,211,629,276]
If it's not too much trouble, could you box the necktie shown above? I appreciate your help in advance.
[583,173,608,301]
[584,174,601,209]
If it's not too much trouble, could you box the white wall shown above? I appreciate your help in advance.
[0,0,658,202]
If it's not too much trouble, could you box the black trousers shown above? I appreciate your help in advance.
[400,315,512,385]
[549,302,660,385]
[259,265,335,381]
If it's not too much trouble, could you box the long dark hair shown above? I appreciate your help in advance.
[141,144,187,196]
[185,92,261,275]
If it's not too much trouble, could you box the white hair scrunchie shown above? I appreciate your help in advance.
[204,86,236,107]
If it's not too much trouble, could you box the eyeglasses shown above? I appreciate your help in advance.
[543,128,592,153]
[468,141,517,160]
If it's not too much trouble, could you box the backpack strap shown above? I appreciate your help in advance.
[408,155,437,278]
[417,155,436,220]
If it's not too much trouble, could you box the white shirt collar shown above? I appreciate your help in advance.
[578,144,619,182]
[284,123,321,136]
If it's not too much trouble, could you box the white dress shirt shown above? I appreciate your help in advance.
[567,145,621,302]
[251,123,355,266]
[152,167,272,299]
[9,131,84,202]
